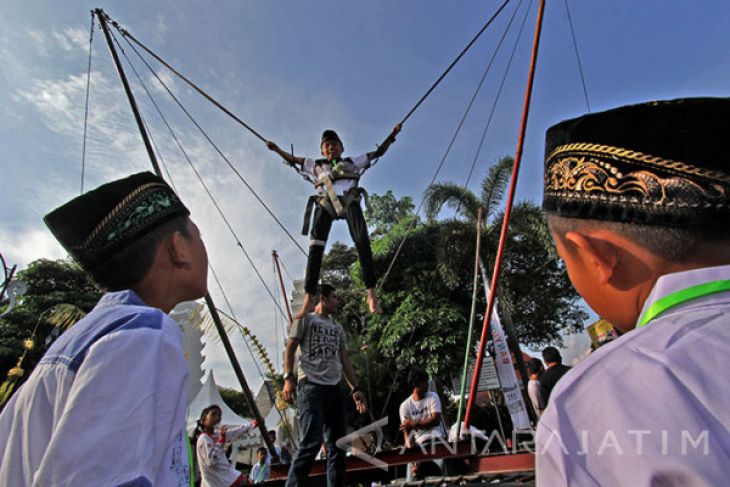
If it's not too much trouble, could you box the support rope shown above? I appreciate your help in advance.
[563,0,591,112]
[398,0,511,126]
[116,30,307,257]
[377,2,513,292]
[80,12,95,195]
[464,0,547,429]
[110,28,292,319]
[464,0,533,188]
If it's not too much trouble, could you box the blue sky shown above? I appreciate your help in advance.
[2,0,729,389]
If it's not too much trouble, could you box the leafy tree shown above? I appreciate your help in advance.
[319,183,586,439]
[423,157,587,345]
[218,386,252,417]
[0,259,101,378]
[366,190,416,236]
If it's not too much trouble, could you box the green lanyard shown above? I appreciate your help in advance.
[637,279,730,328]
[186,436,195,487]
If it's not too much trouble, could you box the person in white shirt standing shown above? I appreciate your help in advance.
[526,358,545,418]
[0,172,208,487]
[194,404,257,487]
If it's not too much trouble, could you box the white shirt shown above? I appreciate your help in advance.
[249,462,270,483]
[302,153,370,196]
[0,291,190,487]
[528,379,545,416]
[536,265,730,486]
[399,392,446,445]
[197,424,255,487]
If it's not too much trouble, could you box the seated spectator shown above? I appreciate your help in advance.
[249,447,270,484]
[400,368,462,478]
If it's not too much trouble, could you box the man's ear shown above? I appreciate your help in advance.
[168,230,191,269]
[564,231,620,285]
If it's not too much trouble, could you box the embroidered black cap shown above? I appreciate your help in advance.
[543,97,730,226]
[321,129,342,146]
[44,172,190,269]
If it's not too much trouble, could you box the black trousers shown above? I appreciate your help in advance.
[305,201,376,294]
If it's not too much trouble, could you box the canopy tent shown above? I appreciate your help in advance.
[186,370,257,444]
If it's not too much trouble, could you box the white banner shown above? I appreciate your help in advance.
[480,266,531,430]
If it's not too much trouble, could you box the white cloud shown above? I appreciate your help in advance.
[52,27,88,53]
[25,29,48,55]
[0,228,67,269]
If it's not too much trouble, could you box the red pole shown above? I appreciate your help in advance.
[463,0,547,429]
[272,250,294,324]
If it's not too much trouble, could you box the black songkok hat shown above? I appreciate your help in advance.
[44,172,190,270]
[543,97,730,226]
[321,129,342,146]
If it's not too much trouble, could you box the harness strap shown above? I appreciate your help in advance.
[321,175,344,216]
[300,188,372,236]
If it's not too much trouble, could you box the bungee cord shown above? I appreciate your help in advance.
[377,0,516,292]
[463,0,534,189]
[563,0,591,112]
[109,28,292,321]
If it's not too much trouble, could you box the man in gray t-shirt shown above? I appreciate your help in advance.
[289,311,346,386]
[282,284,367,487]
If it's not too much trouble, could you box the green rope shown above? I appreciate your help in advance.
[455,216,483,436]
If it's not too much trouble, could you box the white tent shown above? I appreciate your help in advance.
[186,370,256,443]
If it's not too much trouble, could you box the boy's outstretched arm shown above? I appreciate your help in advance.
[266,140,306,166]
[367,124,402,161]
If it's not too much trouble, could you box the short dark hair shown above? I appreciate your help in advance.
[407,367,429,389]
[526,358,544,375]
[88,216,190,291]
[547,214,730,262]
[257,446,268,456]
[542,346,562,364]
[317,283,335,299]
[268,430,276,438]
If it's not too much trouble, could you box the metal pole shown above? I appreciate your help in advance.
[94,8,277,459]
[272,250,293,324]
[464,0,547,429]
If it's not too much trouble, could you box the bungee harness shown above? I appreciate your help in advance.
[301,157,373,235]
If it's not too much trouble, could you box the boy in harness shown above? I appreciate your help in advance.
[266,125,401,316]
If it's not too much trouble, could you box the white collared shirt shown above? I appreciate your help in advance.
[536,265,730,486]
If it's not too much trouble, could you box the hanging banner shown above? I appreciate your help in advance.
[480,266,531,430]
[489,309,531,430]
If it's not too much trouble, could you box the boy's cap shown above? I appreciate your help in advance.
[543,97,730,227]
[44,172,189,270]
[321,129,342,146]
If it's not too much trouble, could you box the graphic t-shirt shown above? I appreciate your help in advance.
[399,392,446,445]
[289,313,346,386]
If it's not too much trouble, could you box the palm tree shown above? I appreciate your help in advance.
[423,156,559,404]
[424,156,514,225]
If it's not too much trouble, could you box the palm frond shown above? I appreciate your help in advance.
[423,183,481,221]
[480,156,514,221]
[511,201,557,257]
[44,304,87,330]
[194,305,237,343]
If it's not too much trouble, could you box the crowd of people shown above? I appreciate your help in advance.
[0,97,728,486]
